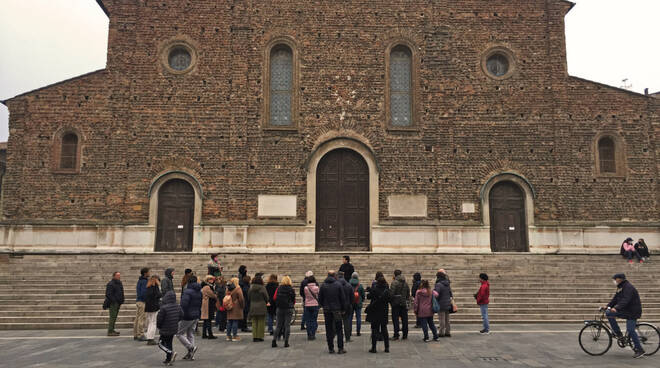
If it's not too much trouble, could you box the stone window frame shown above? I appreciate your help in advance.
[593,132,627,177]
[481,46,517,81]
[385,39,420,132]
[52,127,83,174]
[262,36,300,131]
[159,39,198,75]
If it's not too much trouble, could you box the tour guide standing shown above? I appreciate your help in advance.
[104,271,124,336]
[605,273,645,358]
[134,267,150,341]
[339,256,355,281]
[178,275,201,361]
[319,271,348,354]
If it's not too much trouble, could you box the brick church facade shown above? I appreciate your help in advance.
[1,0,658,253]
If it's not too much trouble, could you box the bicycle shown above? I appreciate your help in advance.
[578,308,660,356]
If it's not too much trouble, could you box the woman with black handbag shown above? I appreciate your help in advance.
[365,275,391,353]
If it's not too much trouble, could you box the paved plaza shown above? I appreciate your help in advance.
[0,324,657,368]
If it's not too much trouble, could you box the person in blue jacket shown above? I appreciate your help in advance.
[177,275,202,361]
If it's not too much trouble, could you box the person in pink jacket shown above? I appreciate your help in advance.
[413,280,439,342]
[303,276,320,340]
[621,238,642,264]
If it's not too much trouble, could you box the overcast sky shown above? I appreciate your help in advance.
[1,0,659,143]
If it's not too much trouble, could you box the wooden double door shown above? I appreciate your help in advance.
[155,179,194,252]
[489,181,528,252]
[316,149,370,251]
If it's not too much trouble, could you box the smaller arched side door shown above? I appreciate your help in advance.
[489,181,528,252]
[155,179,194,252]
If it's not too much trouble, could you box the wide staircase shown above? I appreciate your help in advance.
[0,253,658,330]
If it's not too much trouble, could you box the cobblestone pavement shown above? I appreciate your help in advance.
[0,324,657,367]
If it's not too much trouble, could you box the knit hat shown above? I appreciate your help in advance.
[612,273,626,280]
[184,268,192,274]
[305,271,314,278]
[351,272,359,279]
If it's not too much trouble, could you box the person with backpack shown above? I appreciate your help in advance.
[134,267,150,342]
[157,291,182,366]
[413,280,439,342]
[225,277,245,341]
[200,275,217,339]
[178,275,201,360]
[104,271,124,337]
[390,269,410,340]
[411,272,422,328]
[272,276,296,348]
[349,272,365,337]
[475,273,490,334]
[303,275,320,340]
[248,275,270,342]
[319,271,347,354]
[434,271,453,337]
[144,275,162,345]
[366,275,391,353]
[265,274,279,336]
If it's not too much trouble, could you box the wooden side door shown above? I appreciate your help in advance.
[489,181,527,252]
[156,179,195,252]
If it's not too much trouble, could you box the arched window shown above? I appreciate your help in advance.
[598,137,616,174]
[269,44,293,126]
[60,133,78,170]
[388,45,413,127]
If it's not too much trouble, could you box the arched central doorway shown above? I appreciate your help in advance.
[489,181,528,252]
[316,148,369,251]
[155,179,195,252]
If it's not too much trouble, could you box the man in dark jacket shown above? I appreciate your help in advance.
[157,291,182,365]
[605,273,645,358]
[318,271,347,354]
[390,270,410,340]
[339,256,355,281]
[134,267,150,341]
[434,272,452,337]
[161,268,175,295]
[337,271,354,342]
[177,276,202,361]
[105,271,124,336]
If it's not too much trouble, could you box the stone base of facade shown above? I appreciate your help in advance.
[0,224,657,254]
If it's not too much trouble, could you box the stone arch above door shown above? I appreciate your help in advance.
[480,172,535,227]
[148,170,203,226]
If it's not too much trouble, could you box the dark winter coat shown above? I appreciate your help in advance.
[339,263,355,280]
[136,275,148,302]
[248,284,270,318]
[349,277,366,308]
[161,268,175,295]
[105,279,125,306]
[180,282,202,321]
[145,285,162,313]
[635,242,650,258]
[338,277,353,312]
[157,291,182,336]
[266,282,279,315]
[366,282,391,324]
[319,276,347,312]
[390,275,410,308]
[411,273,422,301]
[274,285,296,310]
[608,280,643,320]
[434,279,452,312]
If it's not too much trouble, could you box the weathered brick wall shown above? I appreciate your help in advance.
[2,0,658,225]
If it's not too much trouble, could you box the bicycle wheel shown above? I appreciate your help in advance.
[636,323,660,356]
[579,323,612,356]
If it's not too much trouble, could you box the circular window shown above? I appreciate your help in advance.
[168,46,192,71]
[481,47,515,80]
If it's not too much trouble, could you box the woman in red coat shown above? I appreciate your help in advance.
[475,273,490,334]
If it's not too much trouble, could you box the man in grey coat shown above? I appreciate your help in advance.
[161,268,175,295]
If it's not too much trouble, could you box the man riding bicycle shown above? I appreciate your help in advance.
[604,273,645,358]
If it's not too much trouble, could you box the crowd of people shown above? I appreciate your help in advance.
[620,238,651,264]
[103,255,490,365]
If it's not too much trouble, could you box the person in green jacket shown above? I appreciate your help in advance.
[348,272,366,336]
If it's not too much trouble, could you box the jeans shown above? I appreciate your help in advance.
[480,304,490,332]
[274,308,293,343]
[304,306,320,337]
[133,302,146,338]
[108,303,120,332]
[392,305,408,338]
[267,313,275,333]
[226,319,239,337]
[176,319,197,351]
[606,310,642,351]
[348,305,361,334]
[624,250,642,262]
[324,311,344,351]
[371,321,390,350]
[158,334,174,362]
[420,316,438,339]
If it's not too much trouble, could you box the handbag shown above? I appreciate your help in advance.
[431,293,440,313]
[450,298,458,314]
